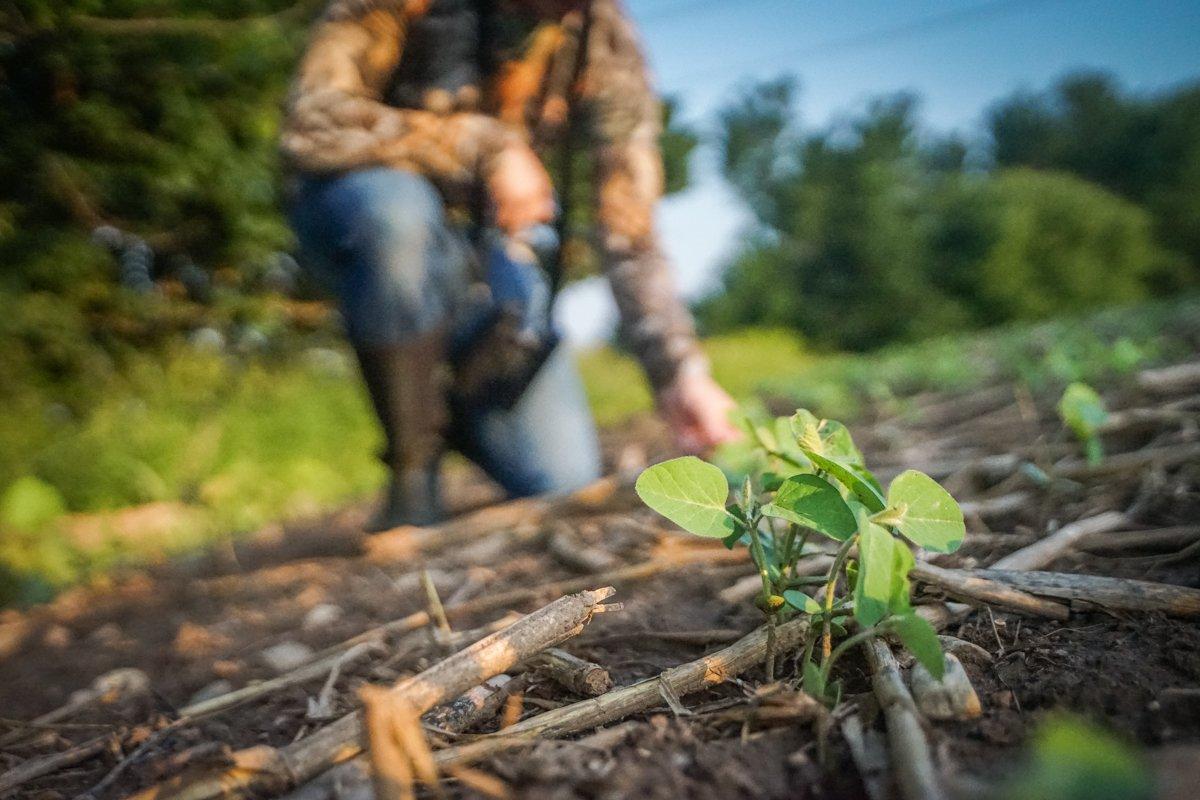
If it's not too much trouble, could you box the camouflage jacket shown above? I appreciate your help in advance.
[281,0,704,391]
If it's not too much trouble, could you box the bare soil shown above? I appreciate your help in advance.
[1,363,1199,799]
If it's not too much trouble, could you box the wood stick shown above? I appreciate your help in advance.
[1074,526,1200,555]
[958,492,1032,520]
[527,649,613,696]
[990,511,1128,571]
[1136,361,1200,394]
[1054,442,1200,481]
[581,628,745,647]
[865,639,947,800]
[368,476,637,561]
[974,570,1200,618]
[182,616,515,721]
[423,675,525,734]
[0,734,113,796]
[0,668,149,747]
[839,711,889,800]
[1100,407,1199,433]
[547,524,620,574]
[327,548,744,657]
[468,616,809,743]
[128,588,615,800]
[182,644,379,720]
[909,563,1070,620]
[281,618,811,798]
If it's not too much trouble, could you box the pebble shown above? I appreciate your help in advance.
[260,641,316,673]
[43,625,73,648]
[910,653,983,720]
[303,603,343,631]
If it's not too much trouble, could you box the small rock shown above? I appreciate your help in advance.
[187,680,233,707]
[303,604,343,630]
[43,625,73,648]
[173,622,231,657]
[937,635,994,665]
[260,642,315,673]
[212,659,243,679]
[910,653,982,720]
[89,623,124,647]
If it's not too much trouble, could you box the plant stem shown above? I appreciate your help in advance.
[785,575,828,588]
[746,514,777,681]
[781,525,797,573]
[822,536,858,660]
[820,626,880,684]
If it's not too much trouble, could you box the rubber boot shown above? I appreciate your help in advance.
[353,329,450,530]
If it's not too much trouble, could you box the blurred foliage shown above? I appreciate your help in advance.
[585,296,1200,425]
[698,76,1192,349]
[991,71,1200,277]
[0,340,382,605]
[1000,715,1152,800]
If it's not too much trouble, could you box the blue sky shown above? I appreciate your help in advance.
[555,0,1200,344]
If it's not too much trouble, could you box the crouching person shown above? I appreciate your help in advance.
[282,0,738,529]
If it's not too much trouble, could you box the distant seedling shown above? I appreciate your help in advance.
[635,409,965,704]
[1058,382,1109,466]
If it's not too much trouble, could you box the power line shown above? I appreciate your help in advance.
[660,0,1066,86]
[634,0,775,23]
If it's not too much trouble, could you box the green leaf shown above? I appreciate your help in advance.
[803,658,826,700]
[806,450,887,511]
[771,416,811,469]
[1059,383,1109,467]
[889,541,916,614]
[849,463,884,496]
[635,457,739,539]
[1058,382,1108,440]
[892,612,944,679]
[784,590,823,615]
[789,410,863,465]
[762,474,858,541]
[760,471,786,492]
[886,470,965,553]
[854,516,895,627]
[1003,715,1152,800]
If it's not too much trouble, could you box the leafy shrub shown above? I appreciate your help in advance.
[636,408,964,700]
[954,169,1169,323]
[698,78,1189,350]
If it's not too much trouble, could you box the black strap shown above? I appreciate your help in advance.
[549,0,593,297]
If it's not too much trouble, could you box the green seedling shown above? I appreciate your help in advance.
[1058,382,1108,466]
[635,408,965,704]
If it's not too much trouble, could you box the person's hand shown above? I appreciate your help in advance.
[657,367,742,454]
[487,141,555,234]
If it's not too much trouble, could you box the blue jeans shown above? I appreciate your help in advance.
[289,167,601,497]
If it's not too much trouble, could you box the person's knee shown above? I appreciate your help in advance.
[343,172,463,341]
[354,174,445,271]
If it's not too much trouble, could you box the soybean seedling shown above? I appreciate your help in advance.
[634,409,965,704]
[1058,382,1108,466]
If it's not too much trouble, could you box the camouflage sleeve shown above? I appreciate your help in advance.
[281,0,520,192]
[578,0,707,393]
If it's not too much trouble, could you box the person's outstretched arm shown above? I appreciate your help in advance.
[281,0,522,191]
[580,0,739,452]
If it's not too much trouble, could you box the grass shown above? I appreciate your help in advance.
[2,296,1197,606]
[579,296,1200,424]
[0,344,383,605]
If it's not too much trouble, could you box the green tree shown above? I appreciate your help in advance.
[700,80,970,350]
[990,71,1200,276]
[700,78,1177,350]
[952,169,1167,323]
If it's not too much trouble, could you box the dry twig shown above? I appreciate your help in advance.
[128,588,616,800]
[865,640,946,800]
